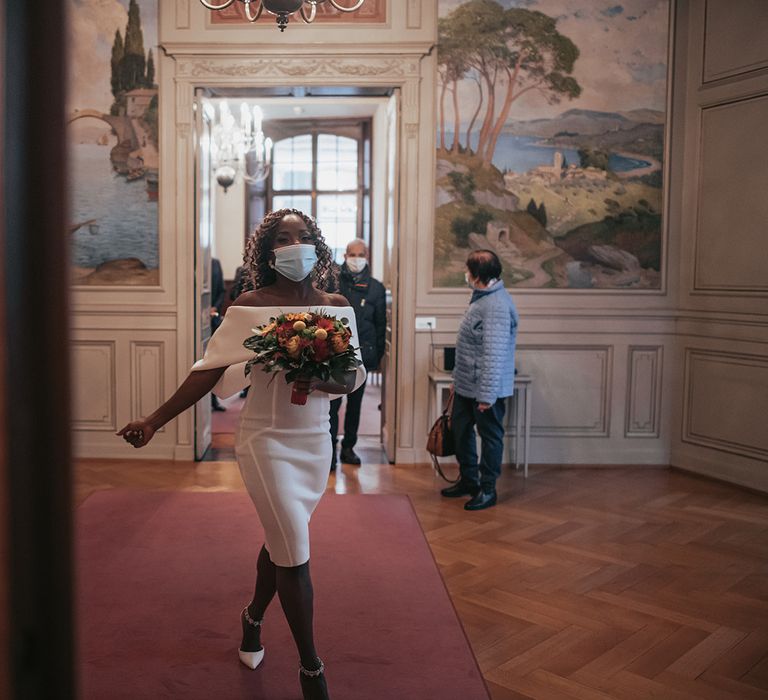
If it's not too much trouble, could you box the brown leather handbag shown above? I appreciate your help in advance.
[426,388,460,483]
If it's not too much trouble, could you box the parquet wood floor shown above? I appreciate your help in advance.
[76,455,768,699]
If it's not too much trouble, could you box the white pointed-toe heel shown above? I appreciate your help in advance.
[239,606,264,670]
[238,647,265,670]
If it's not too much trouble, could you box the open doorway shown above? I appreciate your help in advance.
[194,91,397,465]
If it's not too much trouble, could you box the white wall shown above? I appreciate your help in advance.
[212,176,246,281]
[69,1,768,492]
[69,1,436,460]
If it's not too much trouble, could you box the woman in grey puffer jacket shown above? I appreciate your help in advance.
[440,250,518,510]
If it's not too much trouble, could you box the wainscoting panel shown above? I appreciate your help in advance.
[516,346,612,437]
[131,342,166,433]
[683,348,768,461]
[703,0,768,83]
[72,329,179,460]
[72,341,116,431]
[626,346,663,438]
[694,94,768,293]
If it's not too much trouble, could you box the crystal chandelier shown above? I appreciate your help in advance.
[204,100,272,193]
[200,0,366,32]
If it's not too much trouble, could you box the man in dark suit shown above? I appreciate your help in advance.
[329,239,386,470]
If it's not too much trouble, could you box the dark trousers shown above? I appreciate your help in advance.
[452,393,506,492]
[329,379,367,450]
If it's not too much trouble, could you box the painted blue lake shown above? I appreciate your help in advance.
[69,143,158,269]
[444,133,651,174]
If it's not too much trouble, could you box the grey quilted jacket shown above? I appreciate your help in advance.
[452,280,518,405]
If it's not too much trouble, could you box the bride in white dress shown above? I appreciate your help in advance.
[117,209,364,700]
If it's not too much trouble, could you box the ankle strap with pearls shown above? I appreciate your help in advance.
[299,658,324,677]
[242,607,262,628]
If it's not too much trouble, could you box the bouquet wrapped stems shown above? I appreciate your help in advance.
[291,385,309,406]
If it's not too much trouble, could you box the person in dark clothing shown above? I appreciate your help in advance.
[230,264,253,302]
[329,239,386,470]
[211,257,227,411]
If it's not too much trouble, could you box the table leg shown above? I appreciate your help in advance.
[514,391,522,470]
[523,385,531,478]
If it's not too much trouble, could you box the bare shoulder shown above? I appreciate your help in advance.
[230,290,274,308]
[323,293,350,308]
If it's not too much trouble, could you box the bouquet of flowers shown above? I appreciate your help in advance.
[243,311,359,405]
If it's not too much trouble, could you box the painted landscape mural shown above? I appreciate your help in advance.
[434,0,668,289]
[68,0,159,285]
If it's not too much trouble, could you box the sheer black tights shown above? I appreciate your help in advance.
[242,545,328,698]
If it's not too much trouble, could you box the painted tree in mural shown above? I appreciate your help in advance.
[123,0,146,87]
[110,29,124,98]
[146,49,155,87]
[109,0,156,110]
[438,0,581,168]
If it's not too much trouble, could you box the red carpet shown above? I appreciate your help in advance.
[77,491,490,699]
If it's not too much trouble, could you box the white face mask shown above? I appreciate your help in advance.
[346,257,367,274]
[273,244,317,282]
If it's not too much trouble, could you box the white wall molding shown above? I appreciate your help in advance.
[69,2,767,492]
[692,94,768,295]
[682,348,768,462]
[72,341,117,431]
[517,345,612,437]
[670,1,768,491]
[625,346,663,438]
[175,0,190,30]
[173,55,422,80]
[702,0,768,84]
[130,342,167,434]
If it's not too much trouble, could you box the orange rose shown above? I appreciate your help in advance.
[284,336,302,358]
[330,333,349,353]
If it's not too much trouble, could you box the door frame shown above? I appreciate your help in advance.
[168,52,429,463]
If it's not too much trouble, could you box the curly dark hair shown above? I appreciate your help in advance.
[242,208,338,291]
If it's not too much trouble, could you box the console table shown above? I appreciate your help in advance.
[428,372,533,477]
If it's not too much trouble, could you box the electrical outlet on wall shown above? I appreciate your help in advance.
[415,316,436,330]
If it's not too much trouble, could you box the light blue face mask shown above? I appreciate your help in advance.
[273,244,317,282]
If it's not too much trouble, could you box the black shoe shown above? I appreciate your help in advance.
[299,658,328,700]
[340,447,361,465]
[440,481,479,498]
[464,490,497,511]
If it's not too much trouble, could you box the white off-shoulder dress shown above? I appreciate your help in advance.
[191,306,366,567]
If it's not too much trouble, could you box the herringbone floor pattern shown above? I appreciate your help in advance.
[76,456,768,699]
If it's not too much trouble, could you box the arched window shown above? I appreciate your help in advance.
[250,121,370,262]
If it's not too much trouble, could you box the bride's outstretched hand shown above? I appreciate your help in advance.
[117,420,155,448]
